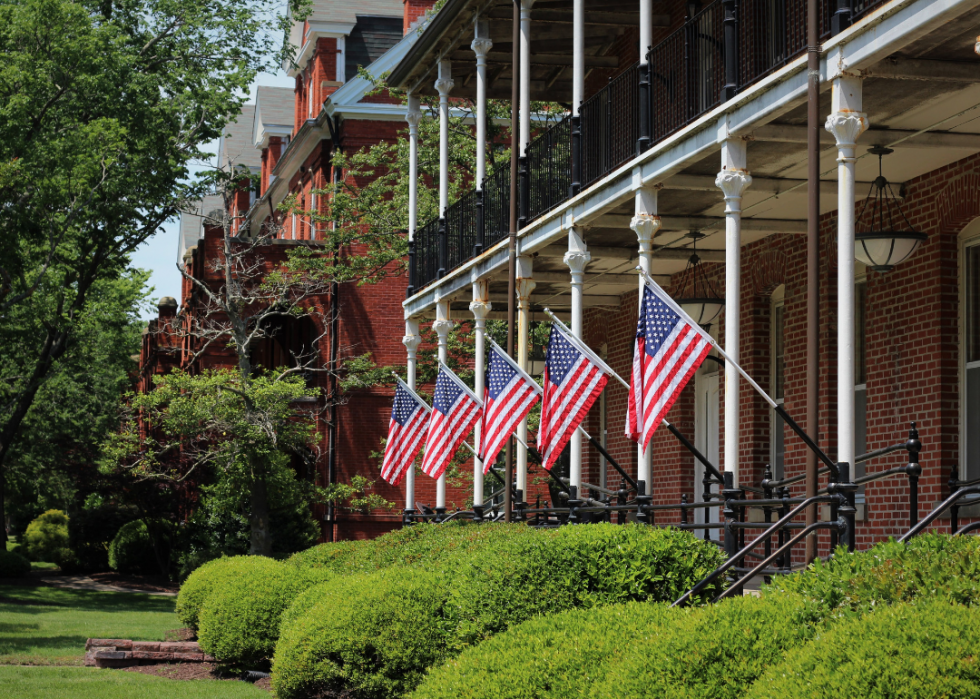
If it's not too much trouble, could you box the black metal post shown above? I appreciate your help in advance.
[514,488,526,522]
[906,421,922,528]
[702,472,714,541]
[437,216,447,278]
[777,487,790,569]
[680,493,689,526]
[836,462,857,552]
[474,189,485,257]
[831,0,852,35]
[763,466,773,562]
[570,113,582,196]
[722,0,738,101]
[567,484,582,524]
[406,238,416,298]
[949,468,960,535]
[636,479,652,524]
[472,503,485,524]
[637,49,651,153]
[617,487,628,525]
[722,472,738,559]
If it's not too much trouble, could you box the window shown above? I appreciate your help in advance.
[309,191,317,240]
[771,286,786,480]
[963,230,980,480]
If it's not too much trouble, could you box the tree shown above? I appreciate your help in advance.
[1,269,151,532]
[0,0,308,533]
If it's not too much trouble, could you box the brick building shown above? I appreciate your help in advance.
[139,0,472,542]
[384,0,980,553]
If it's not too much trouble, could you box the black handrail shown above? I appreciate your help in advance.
[898,485,980,542]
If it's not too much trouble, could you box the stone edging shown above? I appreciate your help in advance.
[85,638,215,668]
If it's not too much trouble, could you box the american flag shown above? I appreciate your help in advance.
[627,280,712,450]
[420,363,483,480]
[479,341,542,472]
[538,323,609,471]
[380,379,430,486]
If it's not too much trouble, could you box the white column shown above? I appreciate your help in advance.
[470,279,492,507]
[715,139,752,487]
[520,0,535,154]
[516,255,536,496]
[572,0,584,115]
[406,96,421,242]
[402,317,422,512]
[639,0,652,62]
[564,228,591,491]
[472,22,492,186]
[825,76,868,473]
[432,298,453,510]
[435,61,454,216]
[630,186,662,490]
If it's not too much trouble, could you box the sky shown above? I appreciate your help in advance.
[129,71,295,319]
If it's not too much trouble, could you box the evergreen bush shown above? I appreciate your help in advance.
[594,593,820,699]
[197,557,315,667]
[0,549,31,578]
[23,509,70,566]
[446,523,726,648]
[411,602,673,699]
[176,555,256,630]
[746,600,980,699]
[764,532,980,621]
[272,569,452,699]
[65,504,139,573]
[107,519,173,575]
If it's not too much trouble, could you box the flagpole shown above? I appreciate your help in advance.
[634,269,839,478]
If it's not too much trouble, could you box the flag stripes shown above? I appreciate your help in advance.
[380,380,430,486]
[480,342,541,472]
[420,364,483,481]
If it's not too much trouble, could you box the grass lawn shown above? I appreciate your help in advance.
[0,666,268,698]
[0,584,178,666]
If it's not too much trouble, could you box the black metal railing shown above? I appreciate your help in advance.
[407,0,887,293]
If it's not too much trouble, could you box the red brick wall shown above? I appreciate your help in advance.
[403,0,437,34]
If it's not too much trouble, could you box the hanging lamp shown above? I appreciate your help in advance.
[675,232,725,328]
[854,146,926,272]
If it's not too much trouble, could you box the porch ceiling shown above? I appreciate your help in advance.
[406,0,980,317]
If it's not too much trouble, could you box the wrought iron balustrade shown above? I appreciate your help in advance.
[408,0,888,294]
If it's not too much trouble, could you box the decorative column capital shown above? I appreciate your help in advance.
[434,77,455,98]
[405,104,422,133]
[715,169,753,213]
[630,214,662,249]
[563,249,591,278]
[824,111,869,160]
[431,318,454,340]
[520,0,536,18]
[471,37,493,63]
[516,278,537,309]
[402,333,421,354]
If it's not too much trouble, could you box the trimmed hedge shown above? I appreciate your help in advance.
[108,520,172,575]
[0,549,31,578]
[274,523,726,699]
[197,557,316,667]
[746,600,980,698]
[411,602,673,699]
[594,593,820,699]
[175,556,256,630]
[446,523,726,648]
[273,570,452,699]
[764,532,980,620]
[24,509,70,566]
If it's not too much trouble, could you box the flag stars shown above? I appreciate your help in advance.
[392,384,423,426]
[640,287,680,356]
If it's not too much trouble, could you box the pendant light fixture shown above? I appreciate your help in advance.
[854,146,926,272]
[675,231,725,328]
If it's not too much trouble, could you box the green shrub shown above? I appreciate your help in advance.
[176,556,256,630]
[197,557,314,667]
[594,593,820,699]
[287,538,369,579]
[447,523,726,648]
[23,509,70,566]
[273,569,452,699]
[412,601,673,699]
[0,549,31,578]
[764,532,980,621]
[746,600,980,699]
[108,520,173,576]
[66,504,139,573]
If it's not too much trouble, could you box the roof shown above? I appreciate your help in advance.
[178,194,224,261]
[253,87,295,149]
[307,0,402,25]
[345,15,404,81]
[218,104,262,171]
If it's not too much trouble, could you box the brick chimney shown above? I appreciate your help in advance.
[403,0,437,34]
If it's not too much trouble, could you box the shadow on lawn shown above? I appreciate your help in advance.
[0,586,174,614]
[0,634,89,656]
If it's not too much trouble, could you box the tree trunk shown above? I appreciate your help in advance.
[249,474,273,556]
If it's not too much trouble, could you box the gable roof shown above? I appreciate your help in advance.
[218,104,262,171]
[253,87,295,149]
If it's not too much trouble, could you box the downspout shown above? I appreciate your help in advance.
[805,0,821,562]
[326,113,341,543]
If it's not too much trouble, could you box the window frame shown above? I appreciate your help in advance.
[959,219,980,480]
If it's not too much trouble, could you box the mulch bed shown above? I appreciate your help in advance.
[121,663,272,690]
